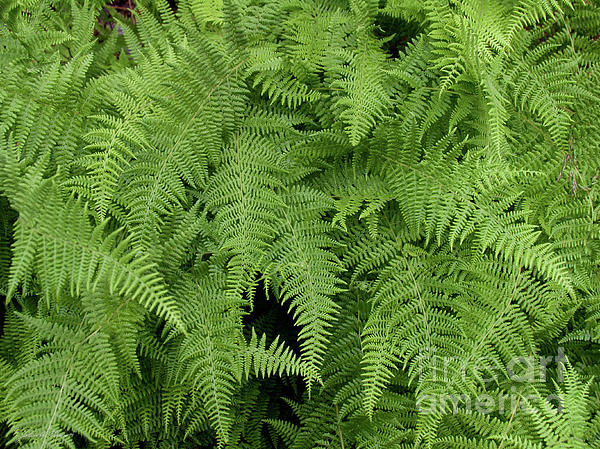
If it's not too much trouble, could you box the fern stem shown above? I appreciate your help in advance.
[335,404,345,449]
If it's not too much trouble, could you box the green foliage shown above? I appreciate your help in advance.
[0,0,599,448]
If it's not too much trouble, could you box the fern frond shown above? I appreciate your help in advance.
[4,304,121,449]
[4,169,181,328]
[268,185,345,387]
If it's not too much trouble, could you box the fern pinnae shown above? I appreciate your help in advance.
[1,0,600,447]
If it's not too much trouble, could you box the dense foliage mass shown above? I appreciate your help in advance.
[0,0,600,447]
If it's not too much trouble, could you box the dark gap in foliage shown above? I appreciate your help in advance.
[71,432,88,448]
[244,279,303,356]
[95,0,138,61]
[0,423,9,448]
[106,0,135,20]
[166,0,178,13]
[0,296,4,339]
[0,197,16,339]
[293,122,307,132]
[241,280,306,444]
[262,378,303,446]
[374,14,421,59]
[107,430,122,449]
[243,279,307,433]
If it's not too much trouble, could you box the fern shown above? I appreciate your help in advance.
[1,0,600,448]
